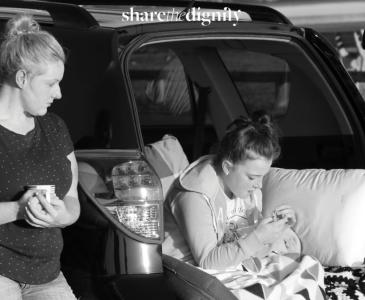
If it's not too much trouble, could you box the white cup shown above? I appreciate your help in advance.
[27,185,55,203]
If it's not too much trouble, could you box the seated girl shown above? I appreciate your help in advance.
[163,113,326,299]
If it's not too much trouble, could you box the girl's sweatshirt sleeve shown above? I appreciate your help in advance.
[170,191,267,270]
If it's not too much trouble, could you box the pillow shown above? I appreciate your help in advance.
[144,135,189,199]
[262,167,365,267]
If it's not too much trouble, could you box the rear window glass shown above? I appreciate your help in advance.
[126,36,353,166]
[219,49,290,115]
[127,37,349,136]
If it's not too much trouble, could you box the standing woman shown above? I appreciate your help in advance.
[0,14,79,299]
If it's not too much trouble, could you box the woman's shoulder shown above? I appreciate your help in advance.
[36,113,73,153]
[37,112,68,131]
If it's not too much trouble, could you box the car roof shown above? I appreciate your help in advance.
[0,0,293,30]
[0,1,98,28]
[78,1,293,29]
[1,1,363,34]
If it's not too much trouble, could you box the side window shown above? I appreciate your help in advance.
[129,46,193,126]
[219,49,290,116]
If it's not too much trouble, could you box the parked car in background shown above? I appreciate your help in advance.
[1,1,365,299]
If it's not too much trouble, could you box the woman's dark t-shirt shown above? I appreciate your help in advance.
[0,113,73,284]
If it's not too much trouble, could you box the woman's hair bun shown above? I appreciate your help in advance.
[0,13,65,84]
[5,14,39,38]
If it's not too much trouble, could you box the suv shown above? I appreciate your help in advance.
[1,1,365,299]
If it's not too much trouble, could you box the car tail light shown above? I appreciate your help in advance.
[108,160,163,240]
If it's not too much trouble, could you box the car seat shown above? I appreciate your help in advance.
[163,254,237,300]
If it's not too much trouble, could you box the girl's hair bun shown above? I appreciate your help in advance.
[226,115,252,132]
[5,14,39,38]
[214,110,280,168]
[226,110,273,133]
[251,110,272,126]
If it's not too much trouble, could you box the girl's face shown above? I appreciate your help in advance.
[222,153,272,199]
[21,60,64,116]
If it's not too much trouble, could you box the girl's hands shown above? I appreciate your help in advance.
[273,205,296,226]
[254,217,289,245]
[25,193,73,228]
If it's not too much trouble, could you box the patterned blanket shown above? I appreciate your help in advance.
[204,261,365,299]
[204,253,326,299]
[325,265,365,300]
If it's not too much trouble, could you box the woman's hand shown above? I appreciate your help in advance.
[25,193,74,228]
[23,152,80,228]
[16,189,35,220]
[254,217,289,245]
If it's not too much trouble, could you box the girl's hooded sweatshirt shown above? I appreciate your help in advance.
[163,155,267,270]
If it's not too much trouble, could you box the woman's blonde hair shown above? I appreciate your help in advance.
[0,14,65,83]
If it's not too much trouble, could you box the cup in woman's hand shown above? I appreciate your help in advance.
[26,185,55,203]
